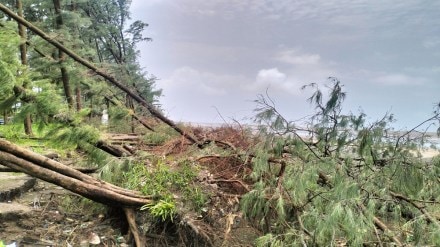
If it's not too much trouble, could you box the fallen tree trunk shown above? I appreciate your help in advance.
[0,164,98,174]
[104,95,155,132]
[0,139,146,199]
[96,140,132,157]
[0,151,151,207]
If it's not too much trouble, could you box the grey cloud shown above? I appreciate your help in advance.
[131,0,440,128]
[275,49,321,65]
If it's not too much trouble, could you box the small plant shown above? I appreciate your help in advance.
[0,240,5,247]
[141,199,176,222]
[184,186,208,212]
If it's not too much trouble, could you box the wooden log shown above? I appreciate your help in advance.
[96,140,131,157]
[0,164,98,174]
[0,139,146,199]
[0,151,151,207]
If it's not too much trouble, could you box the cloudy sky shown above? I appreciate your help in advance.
[130,0,440,130]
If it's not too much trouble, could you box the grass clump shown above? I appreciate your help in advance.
[141,199,176,222]
[124,159,208,221]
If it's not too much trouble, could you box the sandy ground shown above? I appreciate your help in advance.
[418,148,440,159]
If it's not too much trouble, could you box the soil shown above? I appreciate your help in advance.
[0,180,129,246]
[140,126,262,246]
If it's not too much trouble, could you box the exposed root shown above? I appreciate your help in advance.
[123,207,146,247]
[181,215,214,246]
[221,213,237,246]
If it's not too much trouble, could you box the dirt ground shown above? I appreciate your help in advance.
[0,180,129,246]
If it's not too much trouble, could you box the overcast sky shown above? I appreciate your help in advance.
[130,0,440,130]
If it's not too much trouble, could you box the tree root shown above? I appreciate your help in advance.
[123,207,146,247]
[181,215,214,246]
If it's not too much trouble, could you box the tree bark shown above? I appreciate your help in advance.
[105,95,155,132]
[53,0,74,109]
[96,140,132,157]
[16,0,33,136]
[123,207,146,247]
[0,151,150,207]
[0,139,145,199]
[75,86,82,111]
[0,165,98,174]
[0,3,200,146]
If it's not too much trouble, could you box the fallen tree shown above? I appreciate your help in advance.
[0,139,151,205]
[0,165,98,174]
[0,139,150,246]
[240,79,440,246]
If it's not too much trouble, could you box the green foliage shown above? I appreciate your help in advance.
[48,125,100,147]
[108,105,130,121]
[141,199,176,222]
[247,78,440,246]
[98,158,132,185]
[0,124,25,140]
[143,132,169,145]
[0,22,23,88]
[0,240,4,247]
[124,159,208,213]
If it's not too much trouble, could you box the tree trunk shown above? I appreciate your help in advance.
[0,139,145,198]
[3,111,7,124]
[53,0,74,110]
[0,139,152,206]
[0,151,150,207]
[24,113,32,134]
[0,165,98,174]
[96,140,132,157]
[125,94,136,133]
[75,86,82,111]
[16,0,33,136]
[105,95,155,132]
